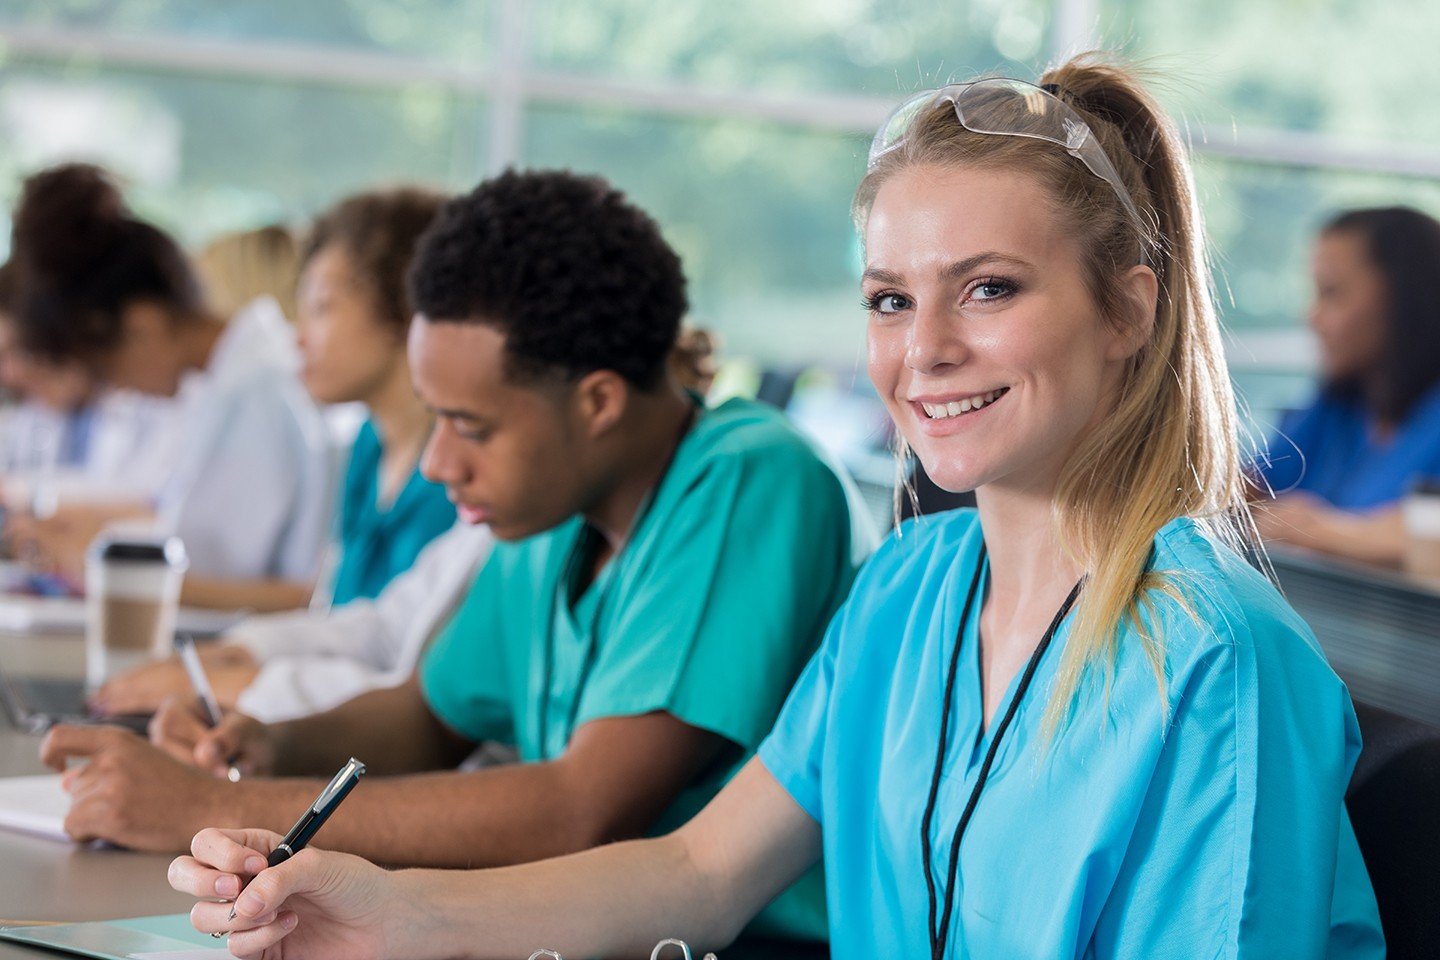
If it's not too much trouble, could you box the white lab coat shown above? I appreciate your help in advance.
[156,297,331,581]
[232,521,494,721]
[0,391,185,508]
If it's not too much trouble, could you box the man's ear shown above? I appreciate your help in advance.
[572,369,630,439]
[1106,263,1160,362]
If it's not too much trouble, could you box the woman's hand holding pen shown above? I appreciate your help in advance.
[173,828,400,960]
[150,698,277,779]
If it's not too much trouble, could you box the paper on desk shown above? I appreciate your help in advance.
[0,913,225,959]
[0,773,68,840]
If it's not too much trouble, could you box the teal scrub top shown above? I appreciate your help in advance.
[759,509,1385,958]
[420,397,870,941]
[331,418,456,606]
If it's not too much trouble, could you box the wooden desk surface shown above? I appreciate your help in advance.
[0,631,194,957]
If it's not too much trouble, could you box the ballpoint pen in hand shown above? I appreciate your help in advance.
[222,756,367,925]
[174,633,242,782]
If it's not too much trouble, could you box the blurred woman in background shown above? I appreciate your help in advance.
[5,162,330,610]
[92,186,471,718]
[0,260,183,531]
[295,187,455,607]
[1253,206,1440,565]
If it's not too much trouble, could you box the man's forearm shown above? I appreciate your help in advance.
[222,762,631,868]
[269,680,468,777]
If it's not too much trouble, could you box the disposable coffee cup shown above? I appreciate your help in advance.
[1402,479,1440,580]
[84,534,188,692]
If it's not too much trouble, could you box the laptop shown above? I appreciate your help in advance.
[0,667,150,735]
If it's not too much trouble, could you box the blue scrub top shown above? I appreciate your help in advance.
[759,509,1384,959]
[1253,382,1440,509]
[330,418,455,606]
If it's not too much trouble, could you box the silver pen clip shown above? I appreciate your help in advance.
[314,757,366,812]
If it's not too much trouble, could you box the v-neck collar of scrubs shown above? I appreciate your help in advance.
[535,398,701,758]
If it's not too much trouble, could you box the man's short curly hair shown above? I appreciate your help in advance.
[408,169,687,389]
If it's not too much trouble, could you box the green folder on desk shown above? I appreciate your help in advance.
[0,913,228,959]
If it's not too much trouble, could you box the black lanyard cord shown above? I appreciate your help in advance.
[923,550,1083,960]
[921,546,987,955]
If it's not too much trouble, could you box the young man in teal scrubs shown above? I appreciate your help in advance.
[40,170,871,943]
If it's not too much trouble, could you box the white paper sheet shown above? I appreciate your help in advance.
[0,773,69,841]
[129,951,234,959]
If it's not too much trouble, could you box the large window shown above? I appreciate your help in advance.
[0,0,1436,427]
[1099,0,1440,426]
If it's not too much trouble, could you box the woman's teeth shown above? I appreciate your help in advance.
[921,388,1007,420]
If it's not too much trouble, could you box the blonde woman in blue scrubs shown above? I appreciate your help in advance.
[168,56,1384,959]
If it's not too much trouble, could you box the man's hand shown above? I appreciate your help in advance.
[149,699,277,778]
[39,724,229,851]
[94,644,259,716]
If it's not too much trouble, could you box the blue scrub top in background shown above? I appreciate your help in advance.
[1253,381,1440,509]
[330,418,456,606]
[759,509,1384,959]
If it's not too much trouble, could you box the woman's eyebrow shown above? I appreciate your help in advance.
[939,252,1033,280]
[862,252,1034,287]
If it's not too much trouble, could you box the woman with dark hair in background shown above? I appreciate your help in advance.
[5,163,330,611]
[1253,206,1440,565]
[294,187,455,607]
[90,187,470,720]
[0,259,183,522]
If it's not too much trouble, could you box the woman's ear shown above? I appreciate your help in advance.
[1106,264,1160,362]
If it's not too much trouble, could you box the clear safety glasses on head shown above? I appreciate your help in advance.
[869,77,1149,242]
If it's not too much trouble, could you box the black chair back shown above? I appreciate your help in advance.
[1346,701,1440,959]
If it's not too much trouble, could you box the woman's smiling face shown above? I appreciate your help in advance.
[864,163,1145,498]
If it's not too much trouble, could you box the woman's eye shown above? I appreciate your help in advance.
[867,293,911,314]
[971,280,1013,302]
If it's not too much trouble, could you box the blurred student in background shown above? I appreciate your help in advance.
[0,260,183,549]
[1253,206,1440,565]
[6,162,330,610]
[94,187,475,720]
[194,224,301,326]
[295,187,455,607]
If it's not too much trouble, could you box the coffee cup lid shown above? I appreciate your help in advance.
[87,533,189,569]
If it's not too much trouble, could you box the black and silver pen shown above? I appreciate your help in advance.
[225,756,366,922]
[174,633,241,783]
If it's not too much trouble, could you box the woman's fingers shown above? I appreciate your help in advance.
[188,827,280,874]
[223,911,300,960]
[190,899,277,935]
[170,856,247,901]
